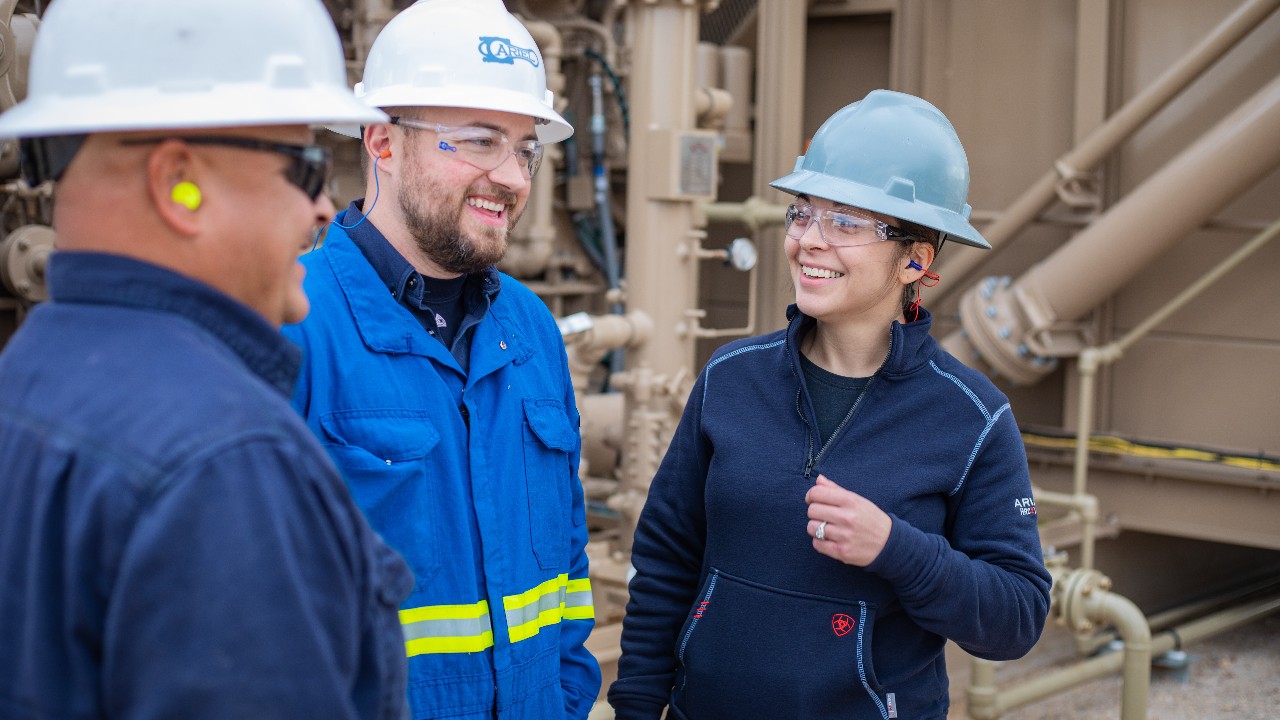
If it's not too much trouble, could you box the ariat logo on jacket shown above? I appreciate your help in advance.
[477,36,540,67]
[1015,497,1037,516]
[831,613,855,637]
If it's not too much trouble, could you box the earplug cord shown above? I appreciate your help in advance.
[311,152,385,252]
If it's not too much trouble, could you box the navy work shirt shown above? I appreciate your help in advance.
[339,201,496,373]
[0,252,413,719]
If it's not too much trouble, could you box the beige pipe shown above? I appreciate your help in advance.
[622,0,703,377]
[1086,575,1280,655]
[970,593,1280,718]
[694,86,733,130]
[501,17,566,278]
[614,0,710,559]
[703,196,789,231]
[720,45,753,162]
[554,17,619,70]
[1029,486,1100,569]
[945,72,1280,384]
[750,0,808,335]
[934,0,1280,302]
[1065,216,1280,563]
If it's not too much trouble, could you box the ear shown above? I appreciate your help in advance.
[146,140,202,237]
[900,241,937,283]
[363,122,394,168]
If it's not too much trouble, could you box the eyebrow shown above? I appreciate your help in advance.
[462,120,539,143]
[797,195,871,217]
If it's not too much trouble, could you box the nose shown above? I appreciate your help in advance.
[313,190,336,226]
[487,150,530,189]
[797,219,829,249]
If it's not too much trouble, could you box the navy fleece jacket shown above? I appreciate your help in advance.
[609,307,1051,720]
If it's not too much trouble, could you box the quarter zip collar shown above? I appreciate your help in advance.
[784,303,935,378]
[785,304,935,477]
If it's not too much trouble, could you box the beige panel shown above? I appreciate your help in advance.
[922,0,1078,211]
[1112,224,1280,342]
[1106,335,1280,453]
[802,14,892,137]
[1119,0,1280,218]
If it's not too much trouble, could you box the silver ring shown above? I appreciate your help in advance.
[816,520,827,541]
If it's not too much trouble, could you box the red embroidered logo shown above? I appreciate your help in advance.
[831,613,856,637]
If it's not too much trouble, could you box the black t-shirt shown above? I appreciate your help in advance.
[799,353,869,447]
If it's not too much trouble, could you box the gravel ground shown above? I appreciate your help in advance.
[946,612,1280,719]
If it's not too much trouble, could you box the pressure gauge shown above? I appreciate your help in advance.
[725,237,757,271]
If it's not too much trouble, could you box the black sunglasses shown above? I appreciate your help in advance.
[119,135,333,201]
[19,135,89,187]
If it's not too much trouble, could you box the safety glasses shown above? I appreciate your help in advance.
[785,202,915,247]
[119,136,333,201]
[389,117,543,179]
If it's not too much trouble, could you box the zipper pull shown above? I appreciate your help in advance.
[804,457,815,480]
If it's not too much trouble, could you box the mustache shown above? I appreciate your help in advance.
[468,183,519,207]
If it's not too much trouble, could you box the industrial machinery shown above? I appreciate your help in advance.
[3,1,1277,717]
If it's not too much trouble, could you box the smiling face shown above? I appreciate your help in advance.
[392,107,535,277]
[785,195,912,327]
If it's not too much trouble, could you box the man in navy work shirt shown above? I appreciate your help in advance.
[0,1,413,718]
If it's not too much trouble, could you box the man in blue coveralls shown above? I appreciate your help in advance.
[0,1,414,717]
[283,1,601,718]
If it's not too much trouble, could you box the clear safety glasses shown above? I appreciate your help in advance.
[389,117,543,179]
[784,202,915,247]
[119,136,333,201]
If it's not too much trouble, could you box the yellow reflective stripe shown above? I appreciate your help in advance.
[405,631,494,656]
[503,575,596,643]
[564,577,595,620]
[505,574,569,610]
[400,600,494,657]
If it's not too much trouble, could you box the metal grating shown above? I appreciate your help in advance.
[699,0,757,45]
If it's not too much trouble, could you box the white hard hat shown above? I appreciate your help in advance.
[0,0,387,138]
[336,0,572,143]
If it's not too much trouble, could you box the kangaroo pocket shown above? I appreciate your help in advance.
[521,398,575,570]
[672,568,894,720]
[320,409,441,591]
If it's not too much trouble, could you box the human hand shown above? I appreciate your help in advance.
[805,474,892,567]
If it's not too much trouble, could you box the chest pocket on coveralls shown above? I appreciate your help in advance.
[320,409,442,591]
[522,398,576,570]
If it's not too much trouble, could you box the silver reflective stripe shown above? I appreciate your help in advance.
[402,615,492,642]
[400,600,494,656]
[504,574,595,643]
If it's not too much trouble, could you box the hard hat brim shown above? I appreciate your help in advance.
[0,85,389,138]
[333,85,573,144]
[771,169,991,249]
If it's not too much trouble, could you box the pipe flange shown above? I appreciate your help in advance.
[1055,567,1112,634]
[957,278,1047,385]
[1,224,55,303]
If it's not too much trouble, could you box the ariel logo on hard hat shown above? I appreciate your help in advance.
[477,36,540,67]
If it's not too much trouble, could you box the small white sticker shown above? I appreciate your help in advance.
[886,692,897,718]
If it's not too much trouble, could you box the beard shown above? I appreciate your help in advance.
[398,170,521,276]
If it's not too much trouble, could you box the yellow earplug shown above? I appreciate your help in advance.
[171,181,202,211]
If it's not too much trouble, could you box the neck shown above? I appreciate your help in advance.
[801,309,897,378]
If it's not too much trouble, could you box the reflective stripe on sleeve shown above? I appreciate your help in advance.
[503,574,596,643]
[400,600,494,656]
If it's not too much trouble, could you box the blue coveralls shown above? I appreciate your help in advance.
[285,221,601,720]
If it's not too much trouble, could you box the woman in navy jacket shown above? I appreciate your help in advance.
[609,90,1052,720]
